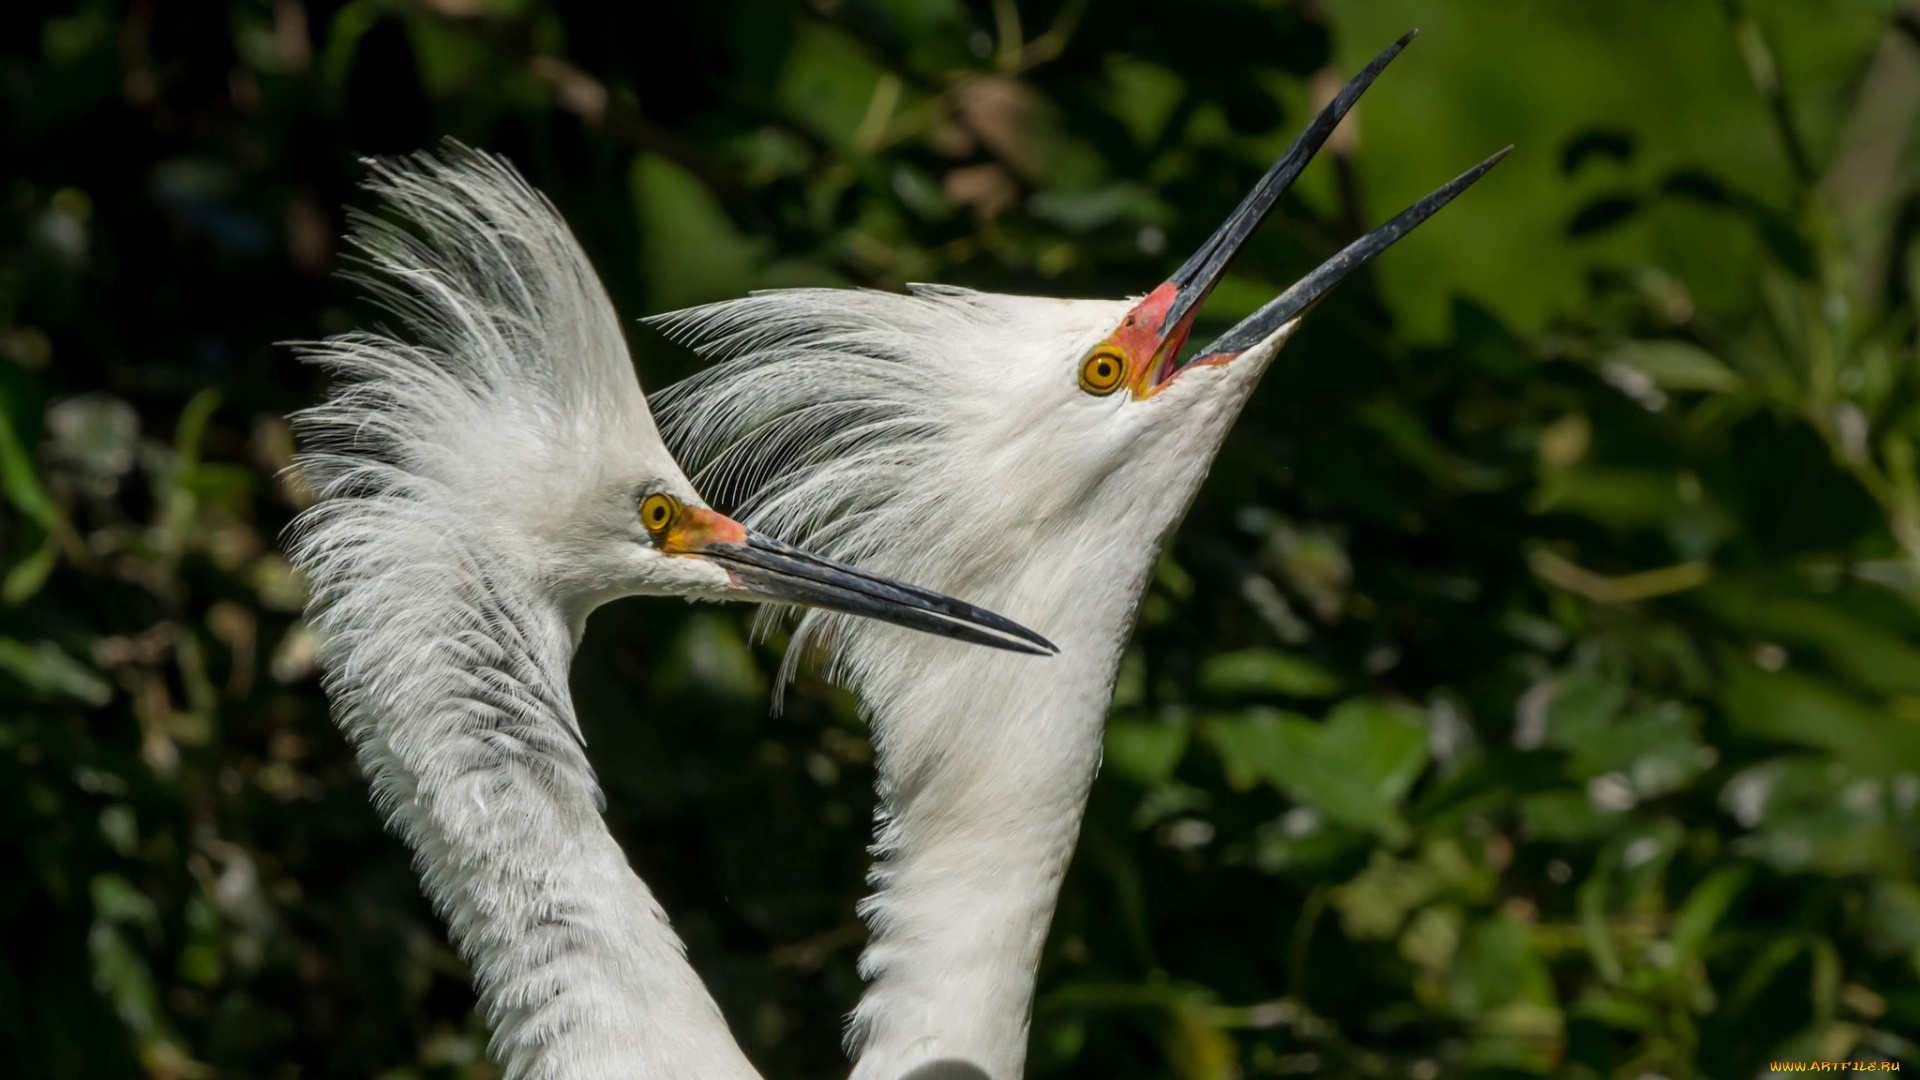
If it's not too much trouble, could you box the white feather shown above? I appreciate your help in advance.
[657,287,1289,1080]
[287,144,759,1080]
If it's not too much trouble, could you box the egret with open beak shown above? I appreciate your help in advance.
[656,29,1512,1080]
[1089,30,1510,402]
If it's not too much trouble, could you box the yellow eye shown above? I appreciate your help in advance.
[639,492,680,538]
[1079,347,1127,395]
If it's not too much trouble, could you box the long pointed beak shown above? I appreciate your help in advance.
[1187,147,1509,365]
[1116,31,1507,391]
[664,506,1058,656]
[1160,31,1417,338]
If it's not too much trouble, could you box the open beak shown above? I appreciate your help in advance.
[661,504,1058,656]
[1116,30,1510,394]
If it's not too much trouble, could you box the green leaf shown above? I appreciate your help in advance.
[1532,467,1686,528]
[0,397,56,527]
[1450,912,1557,1015]
[173,388,219,470]
[88,878,163,1034]
[1670,864,1751,967]
[1102,56,1185,149]
[1692,579,1920,697]
[1724,935,1805,1016]
[1538,660,1628,750]
[1552,699,1710,798]
[1720,651,1920,777]
[1659,169,1815,279]
[0,637,111,705]
[1573,987,1662,1031]
[1203,708,1299,794]
[1578,859,1626,985]
[775,23,892,151]
[1105,720,1188,786]
[1199,649,1340,699]
[1517,790,1626,841]
[632,155,767,311]
[1332,840,1481,940]
[2,536,58,604]
[1721,756,1908,876]
[1866,881,1920,969]
[1450,914,1565,1071]
[1603,339,1744,391]
[1205,700,1428,841]
[1027,183,1164,233]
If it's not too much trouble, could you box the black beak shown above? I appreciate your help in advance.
[1157,30,1421,341]
[1188,145,1510,363]
[702,532,1059,656]
[1132,31,1508,384]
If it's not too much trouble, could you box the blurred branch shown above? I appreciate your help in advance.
[991,0,1024,73]
[1721,0,1814,188]
[1528,551,1711,603]
[1008,0,1088,70]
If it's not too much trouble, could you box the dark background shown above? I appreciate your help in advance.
[4,1,1920,1078]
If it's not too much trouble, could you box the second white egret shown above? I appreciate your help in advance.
[659,32,1503,1080]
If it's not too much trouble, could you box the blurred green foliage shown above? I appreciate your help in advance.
[4,1,1920,1078]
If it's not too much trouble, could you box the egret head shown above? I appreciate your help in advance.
[580,473,1053,653]
[657,32,1504,669]
[290,143,1052,657]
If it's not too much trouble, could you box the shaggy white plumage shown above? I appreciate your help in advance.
[287,145,760,1080]
[284,139,1295,1080]
[657,288,1292,1080]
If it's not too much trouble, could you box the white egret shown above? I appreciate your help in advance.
[657,32,1503,1080]
[285,144,1053,1080]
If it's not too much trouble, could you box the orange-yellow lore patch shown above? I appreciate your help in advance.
[658,503,747,554]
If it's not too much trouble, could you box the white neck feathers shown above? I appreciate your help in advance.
[289,144,759,1080]
[294,507,758,1080]
[843,562,1143,1080]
